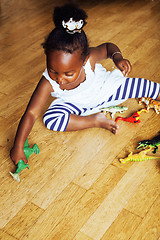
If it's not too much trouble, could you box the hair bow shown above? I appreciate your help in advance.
[62,18,84,34]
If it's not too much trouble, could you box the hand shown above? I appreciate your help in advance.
[10,146,28,165]
[116,59,132,77]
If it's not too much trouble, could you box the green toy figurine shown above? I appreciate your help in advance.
[137,131,160,153]
[9,139,40,182]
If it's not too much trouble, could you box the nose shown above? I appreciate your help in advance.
[57,76,64,85]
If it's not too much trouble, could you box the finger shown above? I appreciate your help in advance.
[121,63,128,76]
[124,61,132,76]
[122,64,130,77]
[13,160,18,166]
[16,157,28,165]
[111,127,118,135]
[13,159,19,166]
[22,157,28,164]
[111,123,119,134]
[117,60,132,77]
[118,62,125,72]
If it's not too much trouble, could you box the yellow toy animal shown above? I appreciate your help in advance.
[138,97,160,114]
[119,148,160,164]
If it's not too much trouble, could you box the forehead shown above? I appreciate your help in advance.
[47,50,83,71]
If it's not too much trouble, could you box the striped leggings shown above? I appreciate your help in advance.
[43,77,160,132]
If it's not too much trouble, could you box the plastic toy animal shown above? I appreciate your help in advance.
[115,108,148,123]
[119,148,160,164]
[101,106,128,118]
[138,97,160,114]
[9,139,40,182]
[137,131,160,153]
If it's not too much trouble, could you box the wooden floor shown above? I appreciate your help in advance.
[0,0,160,239]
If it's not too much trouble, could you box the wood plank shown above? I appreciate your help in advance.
[125,165,160,218]
[80,161,155,240]
[0,230,17,240]
[88,165,125,204]
[20,183,86,240]
[3,202,44,239]
[43,165,126,240]
[101,209,142,240]
[129,195,160,240]
[73,140,126,190]
[73,231,93,240]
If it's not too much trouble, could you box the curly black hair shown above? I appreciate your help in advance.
[42,4,89,61]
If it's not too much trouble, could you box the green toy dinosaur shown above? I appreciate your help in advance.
[101,106,128,118]
[9,139,40,182]
[119,148,160,164]
[137,131,160,153]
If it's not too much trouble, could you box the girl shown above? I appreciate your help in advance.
[11,4,160,165]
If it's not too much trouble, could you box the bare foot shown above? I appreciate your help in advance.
[95,112,119,134]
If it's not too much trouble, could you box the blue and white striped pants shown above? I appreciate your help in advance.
[43,77,160,132]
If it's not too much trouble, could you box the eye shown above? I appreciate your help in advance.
[65,72,74,77]
[48,69,57,74]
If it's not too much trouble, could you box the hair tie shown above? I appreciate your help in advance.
[62,18,84,34]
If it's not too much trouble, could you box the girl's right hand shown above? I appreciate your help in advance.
[116,59,132,77]
[10,146,28,165]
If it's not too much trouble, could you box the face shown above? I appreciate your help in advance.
[47,50,84,90]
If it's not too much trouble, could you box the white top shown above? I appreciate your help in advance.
[43,59,125,108]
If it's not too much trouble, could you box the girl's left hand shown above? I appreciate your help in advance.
[116,59,132,77]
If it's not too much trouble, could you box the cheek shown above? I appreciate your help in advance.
[48,72,56,80]
[66,73,79,83]
[64,68,82,83]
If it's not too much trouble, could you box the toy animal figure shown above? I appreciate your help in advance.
[119,148,160,164]
[137,131,160,153]
[138,97,160,114]
[115,108,148,123]
[101,106,128,118]
[9,139,40,182]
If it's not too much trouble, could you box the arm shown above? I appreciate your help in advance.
[10,76,53,165]
[90,42,132,76]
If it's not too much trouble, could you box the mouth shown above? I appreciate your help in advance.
[137,144,146,149]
